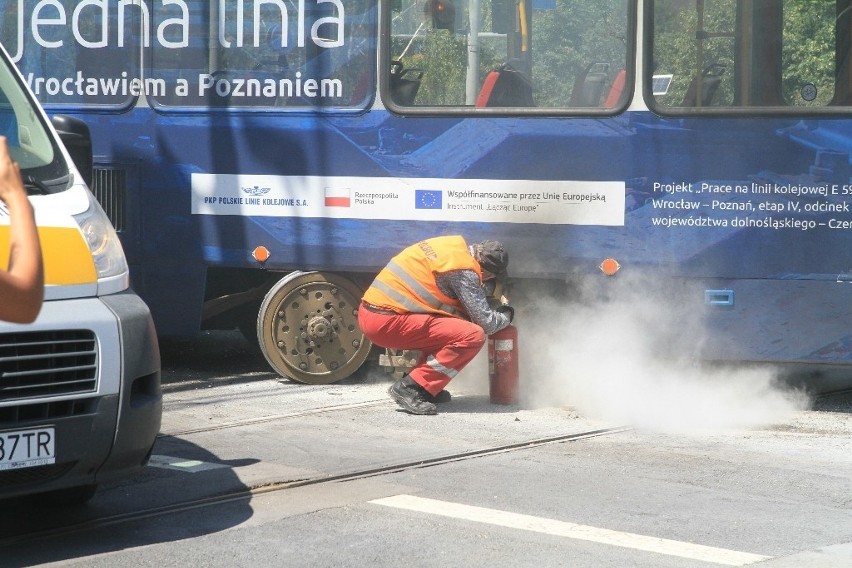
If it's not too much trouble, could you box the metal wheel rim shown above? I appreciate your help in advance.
[258,271,371,384]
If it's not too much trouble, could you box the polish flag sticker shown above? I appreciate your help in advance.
[324,187,351,207]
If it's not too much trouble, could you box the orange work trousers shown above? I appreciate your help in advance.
[358,304,486,395]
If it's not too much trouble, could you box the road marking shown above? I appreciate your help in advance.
[370,494,771,566]
[147,454,230,473]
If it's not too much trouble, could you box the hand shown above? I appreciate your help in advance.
[496,304,514,323]
[0,136,43,323]
[0,137,26,206]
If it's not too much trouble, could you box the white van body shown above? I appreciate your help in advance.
[0,43,161,505]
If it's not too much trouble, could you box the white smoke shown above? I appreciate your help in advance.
[467,275,810,433]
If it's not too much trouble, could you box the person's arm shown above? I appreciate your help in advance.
[437,270,509,335]
[0,137,43,323]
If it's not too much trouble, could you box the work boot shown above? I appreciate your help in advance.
[399,373,450,403]
[424,389,451,404]
[388,376,437,415]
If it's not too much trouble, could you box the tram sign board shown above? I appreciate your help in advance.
[0,427,56,470]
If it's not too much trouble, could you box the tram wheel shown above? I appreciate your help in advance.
[257,271,372,384]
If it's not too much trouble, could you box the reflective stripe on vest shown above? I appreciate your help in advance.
[362,235,481,317]
[381,259,462,316]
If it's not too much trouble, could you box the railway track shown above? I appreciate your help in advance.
[159,398,391,437]
[0,423,629,547]
[8,372,841,549]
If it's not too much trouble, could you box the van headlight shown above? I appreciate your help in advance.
[73,190,129,293]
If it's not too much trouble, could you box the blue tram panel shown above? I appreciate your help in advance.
[5,0,852,379]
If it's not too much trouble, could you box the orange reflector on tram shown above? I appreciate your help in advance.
[599,258,620,276]
[253,246,271,263]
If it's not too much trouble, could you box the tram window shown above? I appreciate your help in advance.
[0,0,139,108]
[650,0,735,109]
[649,0,841,112]
[0,0,377,111]
[386,0,631,112]
[782,3,836,107]
[147,0,376,110]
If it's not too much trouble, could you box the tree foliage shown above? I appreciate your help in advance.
[782,0,835,106]
[531,0,628,107]
[653,0,837,107]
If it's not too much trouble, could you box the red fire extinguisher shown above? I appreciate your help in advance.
[488,324,519,404]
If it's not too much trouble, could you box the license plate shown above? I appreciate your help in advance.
[0,427,55,471]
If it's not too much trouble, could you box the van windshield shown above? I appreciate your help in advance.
[0,50,68,193]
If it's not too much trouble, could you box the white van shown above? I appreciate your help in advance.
[0,43,161,505]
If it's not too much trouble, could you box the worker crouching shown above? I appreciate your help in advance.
[358,236,514,415]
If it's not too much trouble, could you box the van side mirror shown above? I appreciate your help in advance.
[51,115,93,188]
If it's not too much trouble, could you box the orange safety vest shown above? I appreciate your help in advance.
[363,235,483,318]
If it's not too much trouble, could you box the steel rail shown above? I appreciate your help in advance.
[0,425,630,547]
[159,399,390,437]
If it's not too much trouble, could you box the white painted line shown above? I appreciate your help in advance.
[370,495,771,566]
[147,455,230,473]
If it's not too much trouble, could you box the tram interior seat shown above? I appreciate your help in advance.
[603,68,627,108]
[681,64,726,107]
[475,63,534,107]
[389,60,424,106]
[569,62,610,107]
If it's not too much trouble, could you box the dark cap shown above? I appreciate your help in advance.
[475,240,508,275]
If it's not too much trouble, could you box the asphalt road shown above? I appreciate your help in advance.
[2,331,852,567]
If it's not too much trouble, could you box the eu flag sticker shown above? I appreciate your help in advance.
[415,189,443,209]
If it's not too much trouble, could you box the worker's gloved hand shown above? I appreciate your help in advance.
[496,304,514,323]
